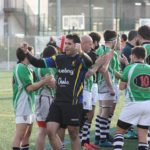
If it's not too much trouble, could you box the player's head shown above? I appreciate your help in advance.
[47,37,57,47]
[121,34,127,43]
[81,35,93,53]
[89,32,101,50]
[16,47,27,63]
[64,34,81,56]
[138,25,150,43]
[127,30,138,46]
[42,45,58,58]
[104,30,117,49]
[131,46,146,62]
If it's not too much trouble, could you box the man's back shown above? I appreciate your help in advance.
[122,63,150,102]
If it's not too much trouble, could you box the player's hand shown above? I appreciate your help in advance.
[119,54,129,65]
[43,75,56,88]
[20,42,29,54]
[75,43,82,54]
[108,87,115,96]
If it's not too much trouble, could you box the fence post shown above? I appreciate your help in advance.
[7,36,10,70]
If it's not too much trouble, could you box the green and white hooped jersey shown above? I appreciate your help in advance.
[13,63,35,114]
[34,67,57,97]
[96,45,116,85]
[122,63,150,102]
[84,76,93,92]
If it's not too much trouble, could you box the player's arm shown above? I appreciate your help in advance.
[88,50,114,75]
[102,70,115,96]
[115,71,122,79]
[26,75,56,92]
[80,52,93,68]
[119,66,129,90]
[26,52,46,68]
[21,44,56,68]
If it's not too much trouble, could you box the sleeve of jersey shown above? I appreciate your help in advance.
[96,47,104,56]
[26,52,46,68]
[121,65,130,82]
[81,52,93,69]
[44,56,56,68]
[114,52,120,72]
[18,65,32,89]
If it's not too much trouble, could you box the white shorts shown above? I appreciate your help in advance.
[98,81,116,101]
[119,101,150,126]
[83,90,92,110]
[98,92,116,101]
[91,83,98,106]
[35,95,53,122]
[16,114,35,124]
[113,83,119,103]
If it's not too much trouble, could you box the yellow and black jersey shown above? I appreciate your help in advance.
[26,53,93,105]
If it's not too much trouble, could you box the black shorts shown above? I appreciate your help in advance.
[46,102,83,127]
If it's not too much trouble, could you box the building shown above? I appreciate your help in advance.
[0,0,48,37]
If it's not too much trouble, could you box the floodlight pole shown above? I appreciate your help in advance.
[7,36,10,70]
[89,0,92,31]
[38,0,40,35]
[56,0,61,36]
[112,0,118,31]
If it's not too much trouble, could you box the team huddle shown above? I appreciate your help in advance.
[12,25,150,150]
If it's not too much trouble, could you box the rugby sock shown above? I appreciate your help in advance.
[62,144,65,150]
[107,114,113,139]
[99,117,108,141]
[138,143,149,150]
[21,144,29,150]
[12,147,20,150]
[79,128,83,143]
[95,115,101,141]
[113,134,124,150]
[87,122,91,144]
[147,130,150,142]
[81,121,91,145]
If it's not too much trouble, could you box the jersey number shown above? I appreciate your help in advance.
[134,75,150,88]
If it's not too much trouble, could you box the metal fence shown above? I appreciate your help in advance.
[0,36,51,70]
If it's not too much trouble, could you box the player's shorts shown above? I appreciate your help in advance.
[46,102,83,127]
[91,83,98,106]
[119,101,150,126]
[16,114,35,124]
[15,97,35,124]
[83,90,92,110]
[113,83,119,103]
[35,95,54,128]
[98,81,116,101]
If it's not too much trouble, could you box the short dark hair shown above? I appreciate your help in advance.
[66,34,80,43]
[89,32,101,43]
[131,46,146,59]
[128,30,138,41]
[16,47,26,62]
[103,30,117,42]
[138,25,150,40]
[121,34,127,42]
[42,45,58,58]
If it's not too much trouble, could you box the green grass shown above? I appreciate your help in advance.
[0,71,139,150]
